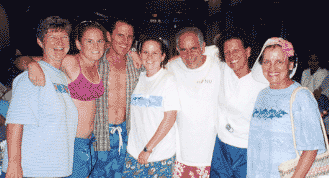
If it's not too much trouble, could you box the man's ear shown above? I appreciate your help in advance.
[106,31,111,43]
[76,40,82,51]
[37,38,44,49]
[201,42,206,54]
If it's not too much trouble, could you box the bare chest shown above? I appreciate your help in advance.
[107,68,126,103]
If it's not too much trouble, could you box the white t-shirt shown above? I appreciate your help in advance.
[2,61,78,177]
[128,68,181,162]
[217,63,268,148]
[166,49,221,167]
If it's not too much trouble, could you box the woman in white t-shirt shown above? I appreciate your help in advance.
[123,37,181,177]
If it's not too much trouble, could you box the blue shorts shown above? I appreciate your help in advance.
[65,134,96,178]
[210,135,247,178]
[90,121,128,178]
[0,99,9,118]
[123,152,175,178]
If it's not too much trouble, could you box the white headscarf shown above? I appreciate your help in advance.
[251,37,298,84]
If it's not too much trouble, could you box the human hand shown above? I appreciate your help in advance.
[129,50,142,69]
[28,61,45,86]
[6,163,23,178]
[137,151,151,164]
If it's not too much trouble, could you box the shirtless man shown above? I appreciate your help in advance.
[90,20,141,178]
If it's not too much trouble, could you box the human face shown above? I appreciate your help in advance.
[177,32,205,68]
[109,22,134,57]
[262,46,294,89]
[140,40,165,77]
[223,39,250,72]
[38,29,69,61]
[76,28,105,62]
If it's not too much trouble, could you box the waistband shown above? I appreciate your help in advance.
[108,121,126,128]
[108,121,126,155]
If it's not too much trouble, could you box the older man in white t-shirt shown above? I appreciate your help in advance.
[166,27,221,177]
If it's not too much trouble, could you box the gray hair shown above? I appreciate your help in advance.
[175,27,204,51]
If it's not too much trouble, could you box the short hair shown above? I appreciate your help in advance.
[175,27,204,51]
[36,16,71,42]
[258,44,298,69]
[216,27,250,62]
[138,36,169,68]
[74,21,107,43]
[109,20,134,36]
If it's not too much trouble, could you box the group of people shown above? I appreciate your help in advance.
[1,15,327,178]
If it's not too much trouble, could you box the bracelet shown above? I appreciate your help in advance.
[143,146,152,153]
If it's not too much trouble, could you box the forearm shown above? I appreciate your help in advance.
[292,150,317,178]
[146,111,177,151]
[7,124,23,165]
[14,56,41,71]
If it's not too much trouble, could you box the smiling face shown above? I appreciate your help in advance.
[109,22,134,57]
[177,32,205,69]
[223,38,250,73]
[262,46,294,89]
[140,40,165,77]
[76,28,105,62]
[38,29,70,61]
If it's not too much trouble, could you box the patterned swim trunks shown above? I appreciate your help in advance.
[173,161,210,178]
[90,122,128,178]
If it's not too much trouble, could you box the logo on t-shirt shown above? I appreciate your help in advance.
[196,79,212,84]
[252,108,287,119]
[131,94,163,108]
[53,83,69,94]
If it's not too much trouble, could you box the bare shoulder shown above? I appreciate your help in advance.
[61,55,80,81]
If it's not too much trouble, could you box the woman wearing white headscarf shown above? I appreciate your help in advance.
[247,37,325,178]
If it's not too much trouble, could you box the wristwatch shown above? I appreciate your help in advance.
[143,146,152,153]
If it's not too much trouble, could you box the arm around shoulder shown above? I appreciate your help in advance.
[14,56,39,71]
[27,59,45,87]
[61,55,80,81]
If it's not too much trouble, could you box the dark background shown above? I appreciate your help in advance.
[0,0,327,87]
